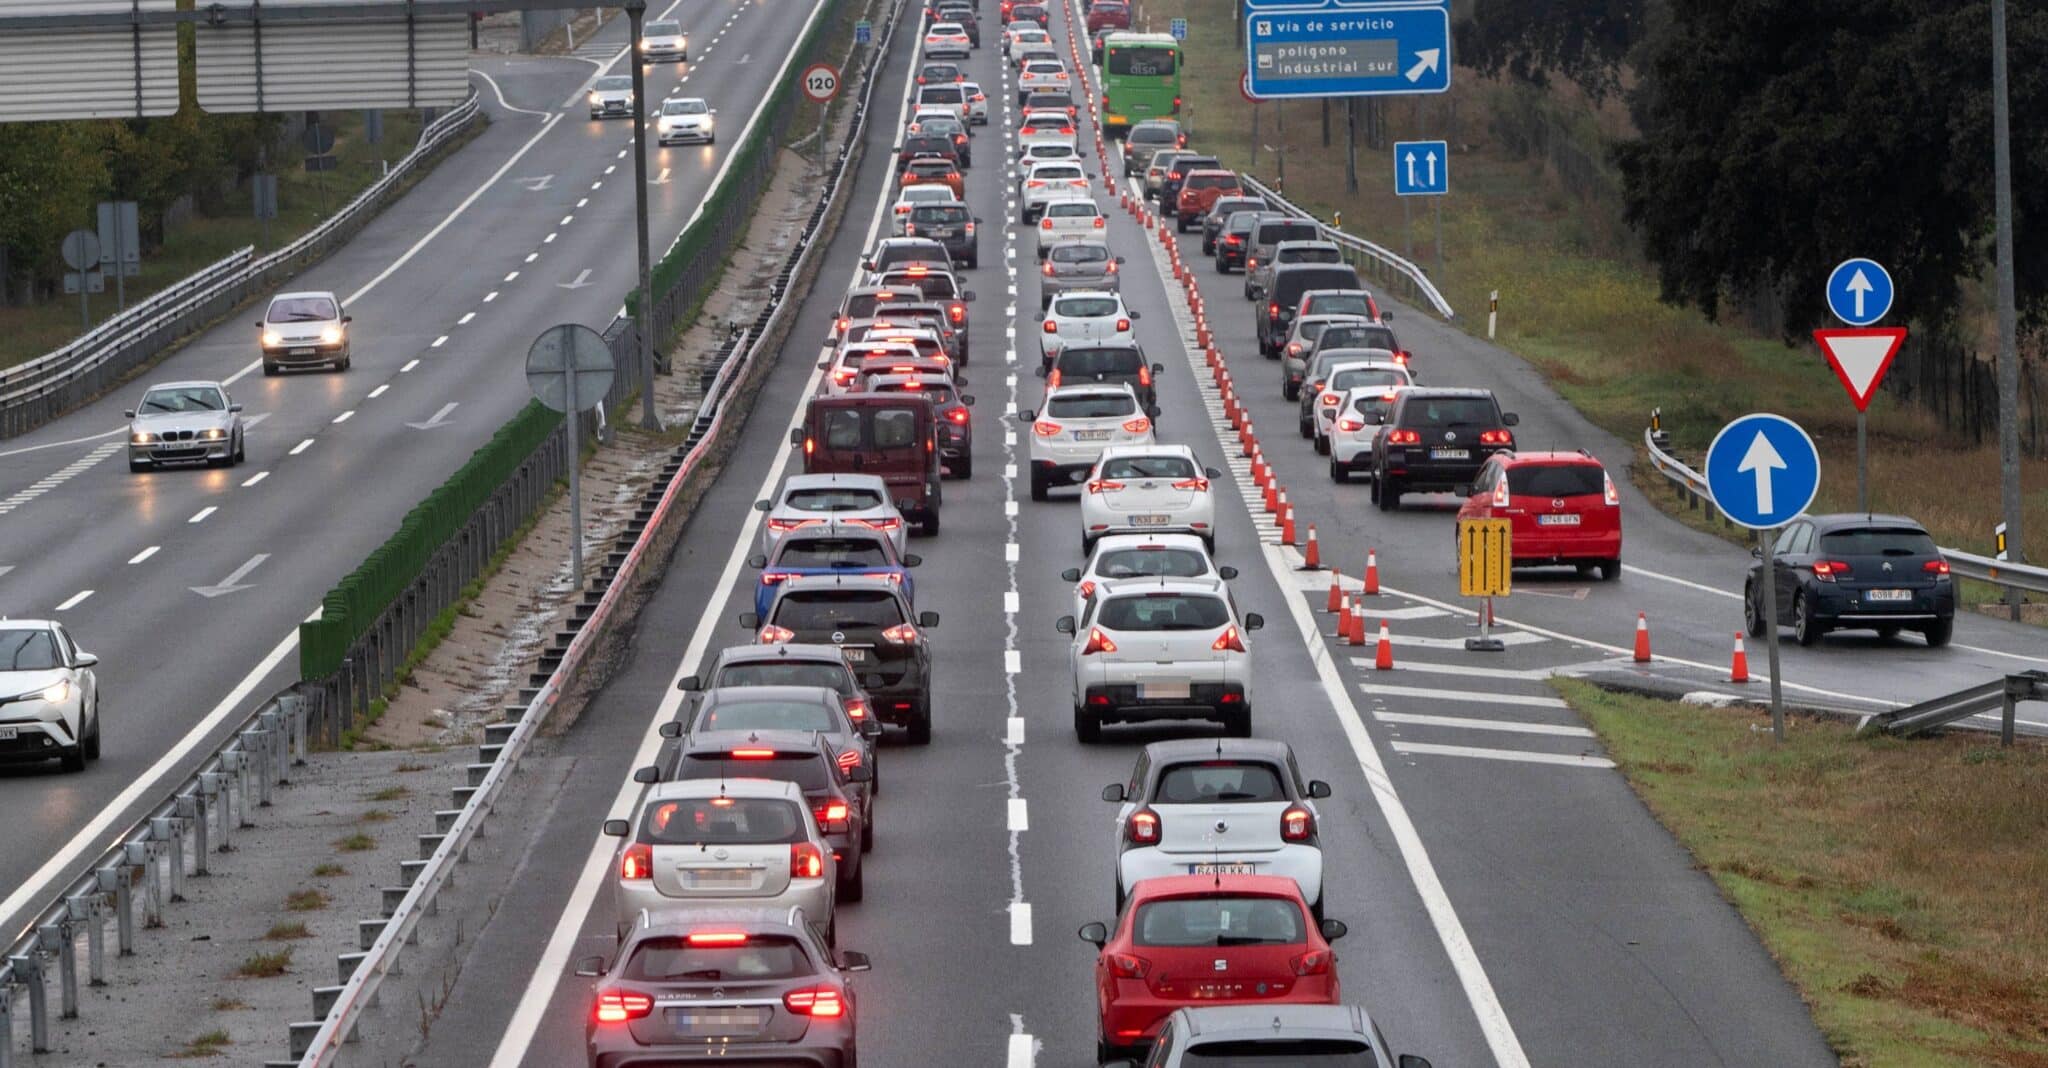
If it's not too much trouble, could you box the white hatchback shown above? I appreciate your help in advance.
[1018,59,1071,103]
[1034,197,1105,258]
[603,778,835,941]
[1019,159,1089,221]
[1022,383,1155,499]
[1017,112,1079,159]
[1328,385,1410,482]
[1003,24,1051,56]
[924,21,971,58]
[1078,444,1220,554]
[1060,533,1236,620]
[958,80,991,124]
[1309,359,1412,450]
[1059,578,1262,741]
[1039,290,1138,366]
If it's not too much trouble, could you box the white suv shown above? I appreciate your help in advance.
[602,777,835,941]
[1060,533,1237,620]
[1020,159,1090,221]
[1022,383,1156,500]
[1078,444,1220,554]
[0,621,100,772]
[1058,578,1262,741]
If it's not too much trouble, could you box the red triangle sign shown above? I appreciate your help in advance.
[1813,327,1906,412]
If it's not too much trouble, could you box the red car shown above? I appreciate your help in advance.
[1175,169,1244,232]
[1086,0,1131,32]
[1456,450,1623,579]
[1079,874,1346,1062]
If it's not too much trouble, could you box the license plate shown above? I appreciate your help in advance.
[668,1007,768,1035]
[1865,589,1912,602]
[683,868,754,889]
[289,347,314,356]
[1130,514,1170,526]
[1191,862,1255,875]
[1430,448,1470,460]
[0,727,16,741]
[841,647,870,662]
[1074,429,1112,441]
[1141,681,1190,700]
[1537,514,1582,526]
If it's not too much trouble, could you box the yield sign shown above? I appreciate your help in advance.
[1813,327,1907,412]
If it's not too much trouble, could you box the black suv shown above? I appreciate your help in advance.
[1370,388,1518,510]
[1042,343,1162,416]
[906,202,979,268]
[741,575,939,744]
[1745,513,1956,647]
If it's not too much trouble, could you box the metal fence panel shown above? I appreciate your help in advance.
[0,0,181,121]
[195,4,469,112]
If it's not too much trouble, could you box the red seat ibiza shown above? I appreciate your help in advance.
[1456,450,1623,580]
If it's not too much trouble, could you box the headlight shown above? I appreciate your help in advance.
[40,681,68,704]
[637,40,647,51]
[589,92,601,103]
[131,431,155,444]
[202,428,227,440]
[320,325,344,344]
[261,330,283,347]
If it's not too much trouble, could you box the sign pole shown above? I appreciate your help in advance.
[1856,411,1867,513]
[627,0,662,431]
[566,358,583,590]
[1760,528,1784,741]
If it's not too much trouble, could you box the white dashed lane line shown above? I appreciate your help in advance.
[242,471,269,487]
[187,507,216,524]
[433,335,449,347]
[368,385,390,399]
[332,411,355,424]
[0,442,122,516]
[289,439,314,455]
[126,547,159,565]
[54,590,93,611]
[401,360,420,373]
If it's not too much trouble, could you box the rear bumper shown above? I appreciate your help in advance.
[591,1039,850,1067]
[613,880,831,938]
[1511,530,1622,565]
[1809,585,1954,624]
[1081,682,1246,722]
[1119,846,1322,904]
[1100,979,1335,1050]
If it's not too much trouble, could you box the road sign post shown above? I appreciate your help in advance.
[1706,413,1823,741]
[802,63,840,181]
[1244,1,1449,99]
[527,324,617,591]
[61,229,100,330]
[855,20,871,44]
[1391,139,1447,196]
[626,0,662,431]
[1458,519,1511,651]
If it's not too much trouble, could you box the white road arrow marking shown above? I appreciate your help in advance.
[653,167,672,185]
[191,553,269,599]
[1405,48,1440,83]
[515,174,555,192]
[1404,151,1417,189]
[1425,149,1438,187]
[0,565,13,581]
[1846,268,1873,319]
[737,52,751,64]
[1737,430,1787,516]
[559,268,595,289]
[408,402,460,430]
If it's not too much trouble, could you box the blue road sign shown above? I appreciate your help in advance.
[1170,17,1187,39]
[1825,257,1893,326]
[855,19,872,44]
[1392,139,1447,196]
[1704,414,1822,530]
[1245,4,1450,99]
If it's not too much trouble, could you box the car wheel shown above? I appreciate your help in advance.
[954,450,973,479]
[1080,534,1095,557]
[1314,433,1330,456]
[128,459,150,473]
[1793,592,1823,647]
[862,814,875,853]
[919,510,939,536]
[1073,703,1101,743]
[1745,584,1768,637]
[1329,459,1348,483]
[840,857,866,903]
[1298,414,1313,439]
[1600,558,1622,581]
[1922,618,1954,648]
[60,737,86,773]
[1283,381,1300,401]
[1029,468,1050,501]
[1376,477,1401,511]
[83,702,101,761]
[262,362,279,376]
[234,434,246,465]
[907,700,932,745]
[1876,625,1902,641]
[1097,1042,1118,1066]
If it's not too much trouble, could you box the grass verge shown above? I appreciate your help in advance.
[233,949,292,979]
[263,921,311,941]
[287,888,331,911]
[1556,679,2048,1067]
[334,832,375,853]
[173,1029,232,1058]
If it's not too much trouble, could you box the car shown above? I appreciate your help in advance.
[655,96,714,145]
[849,325,947,371]
[899,132,963,170]
[1247,239,1346,304]
[958,79,991,123]
[865,372,976,479]
[1298,286,1384,325]
[794,393,944,537]
[1036,197,1107,257]
[915,60,965,85]
[1370,388,1520,511]
[1212,210,1266,273]
[256,289,351,373]
[0,621,99,772]
[1022,383,1157,499]
[1745,513,1956,647]
[935,5,980,47]
[656,728,872,899]
[669,683,880,834]
[580,910,869,1068]
[679,643,882,740]
[849,352,955,392]
[637,18,687,61]
[602,776,838,940]
[1011,142,1082,185]
[1018,60,1071,103]
[823,339,921,395]
[1059,579,1260,740]
[1021,89,1078,119]
[1078,444,1221,554]
[1040,290,1139,368]
[858,308,962,363]
[1102,738,1332,913]
[1020,160,1091,222]
[891,185,958,235]
[1175,169,1243,231]
[1039,239,1124,307]
[1080,874,1345,1060]
[902,201,978,268]
[863,236,955,278]
[899,156,965,198]
[1060,533,1237,619]
[1011,1,1050,27]
[756,473,906,557]
[1258,263,1364,356]
[870,265,973,357]
[1018,111,1080,157]
[909,112,971,165]
[1292,319,1407,400]
[1044,342,1160,418]
[1155,153,1219,211]
[1308,359,1412,450]
[914,81,972,123]
[586,74,634,118]
[1091,25,1115,64]
[1003,22,1051,56]
[830,284,921,338]
[748,526,922,616]
[1122,119,1184,176]
[740,575,940,743]
[1104,1004,1435,1068]
[1327,386,1409,483]
[1086,0,1131,31]
[1455,451,1623,579]
[1143,150,1193,200]
[1200,195,1265,254]
[1278,314,1371,397]
[1242,216,1324,297]
[923,20,971,58]
[126,380,246,470]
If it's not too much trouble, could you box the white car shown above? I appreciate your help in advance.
[892,185,957,235]
[1012,141,1081,176]
[638,19,688,61]
[126,380,246,470]
[1039,290,1138,365]
[958,80,991,124]
[1017,59,1071,104]
[587,74,634,119]
[257,289,350,373]
[603,777,834,941]
[1059,578,1261,741]
[1060,533,1236,620]
[1078,444,1220,554]
[1013,42,1059,70]
[1017,112,1080,159]
[1019,159,1089,221]
[1328,385,1411,482]
[655,96,715,145]
[924,21,971,58]
[1004,24,1052,56]
[1103,738,1331,914]
[757,473,906,556]
[1022,383,1155,500]
[1306,357,1410,447]
[825,339,926,394]
[1034,197,1105,258]
[0,621,100,772]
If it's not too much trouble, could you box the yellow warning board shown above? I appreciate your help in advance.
[1459,519,1512,598]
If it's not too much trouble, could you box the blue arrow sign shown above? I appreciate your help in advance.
[855,20,871,43]
[1245,4,1449,98]
[1825,258,1892,326]
[1392,139,1447,196]
[1704,414,1822,530]
[1170,17,1187,39]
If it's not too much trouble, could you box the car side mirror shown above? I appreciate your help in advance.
[1319,918,1349,942]
[1034,364,1048,379]
[789,427,805,445]
[861,717,884,737]
[631,765,661,784]
[1078,922,1108,947]
[1204,466,1220,478]
[229,403,245,413]
[123,410,135,418]
[846,763,874,783]
[1381,310,1395,321]
[975,216,984,224]
[1086,171,1097,179]
[753,499,771,512]
[678,674,703,691]
[73,652,99,668]
[960,394,976,406]
[657,721,683,739]
[1129,310,1142,319]
[1244,613,1265,631]
[895,497,918,513]
[710,108,718,114]
[817,359,832,369]
[342,315,353,324]
[575,955,606,978]
[1115,256,1126,264]
[1502,412,1520,427]
[747,553,768,568]
[738,612,761,629]
[1750,546,1763,559]
[1055,615,1076,635]
[1151,363,1166,376]
[918,610,941,627]
[1146,404,1161,419]
[1100,783,1126,803]
[1217,565,1239,580]
[838,950,873,972]
[897,553,921,568]
[1397,1057,1432,1068]
[963,290,977,302]
[253,321,264,329]
[602,819,631,837]
[1308,779,1332,799]
[1061,567,1082,582]
[1017,408,1037,421]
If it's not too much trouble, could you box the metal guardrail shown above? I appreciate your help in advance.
[1641,408,2048,598]
[0,95,482,440]
[1238,173,1457,322]
[1857,670,2047,744]
[0,688,315,1067]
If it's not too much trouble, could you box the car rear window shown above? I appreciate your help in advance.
[1817,528,1939,556]
[1154,761,1286,803]
[625,936,813,981]
[873,380,955,404]
[1024,115,1070,131]
[1280,245,1343,264]
[1054,296,1120,318]
[775,537,893,569]
[921,86,964,103]
[1505,464,1606,499]
[887,272,957,298]
[911,205,969,225]
[1099,454,1195,480]
[1305,293,1373,317]
[1274,267,1364,301]
[639,796,807,845]
[1048,393,1136,418]
[714,661,854,693]
[1051,243,1110,264]
[1097,593,1229,631]
[1128,125,1177,145]
[1025,60,1064,73]
[1184,173,1237,190]
[1058,347,1143,376]
[1329,367,1407,392]
[909,161,954,175]
[694,697,840,734]
[1028,92,1074,107]
[1398,396,1501,428]
[678,750,833,791]
[1133,896,1304,947]
[783,487,882,511]
[1257,221,1321,245]
[903,135,954,155]
[771,590,906,630]
[1047,201,1098,219]
[1095,547,1209,579]
[1027,144,1078,160]
[1183,1041,1375,1065]
[1320,325,1396,351]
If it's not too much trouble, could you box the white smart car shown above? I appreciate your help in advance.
[1022,383,1155,500]
[0,621,100,772]
[1078,444,1220,554]
[1058,577,1262,741]
[1060,533,1237,620]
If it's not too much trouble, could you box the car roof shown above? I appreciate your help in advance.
[1097,443,1195,461]
[1396,386,1496,399]
[710,642,856,666]
[1184,168,1237,178]
[1494,450,1603,467]
[866,373,955,391]
[142,379,227,392]
[1096,575,1226,598]
[1091,532,1209,554]
[1048,381,1137,398]
[1806,513,1928,531]
[1176,1003,1373,1042]
[0,618,57,632]
[783,473,889,491]
[1050,287,1121,301]
[775,572,904,593]
[700,684,838,705]
[1142,736,1295,764]
[679,728,832,755]
[1276,239,1340,250]
[1127,872,1304,901]
[644,775,808,803]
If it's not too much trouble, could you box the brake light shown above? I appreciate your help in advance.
[1212,625,1245,652]
[1059,126,1074,135]
[843,697,869,721]
[1026,179,1045,188]
[1042,261,1055,277]
[1086,479,1125,494]
[1092,217,1104,228]
[1386,429,1421,445]
[1116,318,1130,331]
[1105,260,1118,273]
[1919,558,1950,576]
[1082,627,1118,655]
[1076,579,1095,599]
[1479,429,1514,446]
[1171,477,1209,491]
[1033,420,1063,436]
[1247,258,1258,270]
[881,622,920,644]
[1169,170,1182,181]
[767,517,820,532]
[1137,365,1152,387]
[1268,302,1280,319]
[758,623,796,644]
[1290,948,1333,976]
[1320,392,1342,406]
[1394,350,1412,364]
[761,571,796,587]
[904,222,915,236]
[948,407,969,424]
[619,842,652,881]
[1041,217,1054,230]
[1172,96,1182,110]
[803,437,814,456]
[595,990,654,1024]
[783,985,846,1018]
[687,930,751,945]
[965,221,976,235]
[814,801,850,832]
[1224,234,1242,245]
[730,748,777,759]
[1125,807,1159,844]
[1121,416,1150,433]
[1811,560,1851,582]
[1108,952,1151,979]
[1604,473,1621,506]
[846,516,901,531]
[1336,416,1367,433]
[837,748,861,771]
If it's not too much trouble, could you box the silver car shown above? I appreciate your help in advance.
[126,380,245,470]
[587,74,634,118]
[602,777,836,941]
[637,18,687,61]
[1106,1004,1432,1068]
[757,474,907,557]
[1040,239,1123,308]
[257,290,350,373]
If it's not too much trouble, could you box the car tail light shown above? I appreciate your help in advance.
[758,624,797,644]
[619,842,652,881]
[760,571,796,587]
[1059,126,1074,135]
[1172,477,1209,492]
[1076,579,1095,599]
[1169,170,1182,181]
[1320,392,1342,407]
[1124,807,1159,845]
[846,516,901,531]
[1108,952,1151,979]
[814,801,850,832]
[1268,302,1280,320]
[1093,217,1105,228]
[1212,625,1245,652]
[843,697,869,721]
[1394,350,1412,364]
[788,840,826,878]
[1121,416,1150,433]
[904,222,915,236]
[1046,369,1063,389]
[966,221,976,235]
[837,748,862,772]
[1492,478,1510,508]
[1136,365,1152,387]
[1027,179,1045,188]
[1082,627,1118,655]
[1281,804,1315,842]
[1384,429,1420,445]
[1336,417,1365,432]
[1224,234,1242,245]
[1105,260,1118,273]
[783,985,846,1018]
[1033,420,1063,437]
[1172,96,1182,110]
[731,748,778,759]
[1924,559,1951,576]
[1811,560,1851,582]
[1116,318,1131,331]
[687,930,751,946]
[595,990,655,1024]
[1043,320,1059,333]
[1042,261,1056,277]
[881,622,920,644]
[1479,429,1514,445]
[1604,473,1621,506]
[766,517,819,532]
[1086,479,1125,494]
[948,407,969,424]
[1290,948,1333,976]
[1247,257,1258,270]
[1041,217,1054,230]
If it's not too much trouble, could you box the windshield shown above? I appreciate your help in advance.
[139,386,226,413]
[775,537,893,569]
[1506,464,1607,498]
[1099,454,1196,480]
[694,698,840,734]
[771,590,906,630]
[0,629,59,671]
[678,751,833,791]
[714,661,854,694]
[910,205,969,225]
[266,296,336,322]
[639,796,806,846]
[1054,297,1120,318]
[645,20,682,35]
[1134,895,1304,947]
[1097,593,1229,631]
[1047,201,1097,219]
[663,98,708,115]
[1129,125,1178,144]
[1399,396,1501,427]
[1183,1041,1376,1066]
[1155,761,1286,803]
[594,76,632,92]
[783,487,882,512]
[1058,348,1143,376]
[625,936,812,982]
[1818,528,1939,556]
[1108,45,1177,76]
[1096,547,1208,579]
[1280,245,1343,263]
[1047,393,1136,418]
[1321,325,1395,351]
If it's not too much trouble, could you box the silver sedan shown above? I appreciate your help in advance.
[126,380,245,471]
[1039,239,1123,308]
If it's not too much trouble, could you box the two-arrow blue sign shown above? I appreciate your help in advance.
[1393,139,1447,196]
[1704,414,1822,530]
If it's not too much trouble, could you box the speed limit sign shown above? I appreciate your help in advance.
[802,63,841,103]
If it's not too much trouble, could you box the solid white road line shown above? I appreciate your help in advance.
[0,426,125,459]
[54,590,93,611]
[1374,711,1596,737]
[1358,683,1571,709]
[127,546,159,565]
[471,68,554,119]
[1384,630,1547,650]
[1390,740,1617,769]
[1351,658,1563,682]
[1006,1031,1035,1068]
[1621,562,1738,599]
[1007,798,1029,831]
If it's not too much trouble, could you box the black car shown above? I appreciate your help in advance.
[1156,153,1219,211]
[905,201,979,268]
[740,575,939,743]
[935,3,979,46]
[1259,263,1363,356]
[663,686,881,848]
[1042,343,1163,415]
[1745,514,1956,647]
[1369,388,1518,510]
[868,372,976,479]
[1213,210,1266,273]
[656,729,872,898]
[1200,195,1266,255]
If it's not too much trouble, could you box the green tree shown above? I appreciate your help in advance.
[0,123,111,290]
[1454,0,1647,100]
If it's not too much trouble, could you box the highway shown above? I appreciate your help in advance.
[0,0,833,946]
[399,1,2046,1064]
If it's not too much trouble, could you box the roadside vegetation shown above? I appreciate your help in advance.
[1557,680,2048,1066]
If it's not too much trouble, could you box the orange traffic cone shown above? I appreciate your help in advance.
[1348,602,1366,646]
[1374,619,1395,669]
[1280,504,1296,546]
[1336,593,1353,636]
[1302,525,1322,569]
[1326,569,1344,612]
[1363,549,1380,595]
[1633,612,1653,663]
[1263,482,1279,514]
[1729,632,1750,683]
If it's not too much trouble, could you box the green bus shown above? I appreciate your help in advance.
[1099,32,1181,139]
